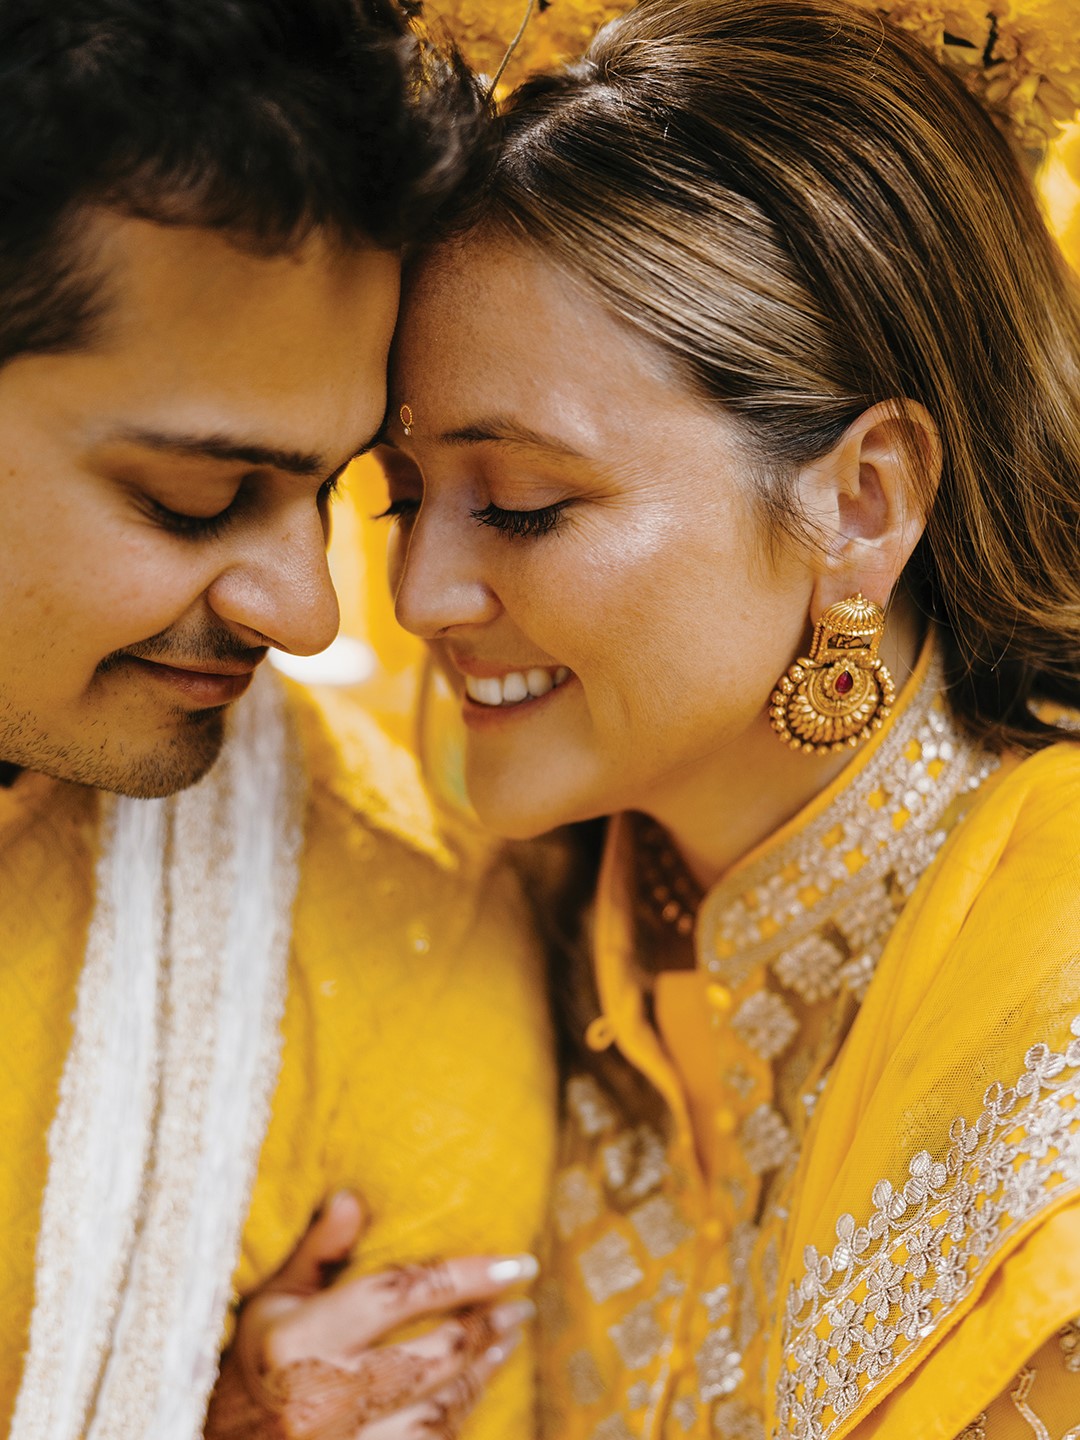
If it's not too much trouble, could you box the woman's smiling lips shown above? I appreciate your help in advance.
[448,655,575,725]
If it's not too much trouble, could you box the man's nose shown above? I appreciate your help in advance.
[208,503,340,657]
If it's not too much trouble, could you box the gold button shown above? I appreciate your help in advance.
[713,1107,737,1136]
[585,1016,616,1051]
[706,983,733,1013]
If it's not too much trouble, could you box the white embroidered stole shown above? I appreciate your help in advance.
[11,667,304,1440]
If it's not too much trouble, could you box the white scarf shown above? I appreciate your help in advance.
[11,667,305,1440]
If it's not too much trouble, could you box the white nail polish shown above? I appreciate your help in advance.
[486,1329,523,1367]
[491,1298,537,1331]
[488,1254,540,1285]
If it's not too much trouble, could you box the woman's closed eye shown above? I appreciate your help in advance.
[470,500,569,539]
[374,497,570,540]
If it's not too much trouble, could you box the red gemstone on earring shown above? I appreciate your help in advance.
[835,670,854,695]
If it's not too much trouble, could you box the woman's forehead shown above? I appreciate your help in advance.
[397,232,682,397]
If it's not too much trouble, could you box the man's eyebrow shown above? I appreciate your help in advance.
[437,417,586,458]
[117,426,383,477]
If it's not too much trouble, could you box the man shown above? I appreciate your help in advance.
[0,3,554,1436]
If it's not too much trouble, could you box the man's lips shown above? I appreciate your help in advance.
[124,655,263,706]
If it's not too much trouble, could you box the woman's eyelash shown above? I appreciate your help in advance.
[470,501,568,538]
[372,497,569,539]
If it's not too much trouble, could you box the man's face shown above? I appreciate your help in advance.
[0,212,399,796]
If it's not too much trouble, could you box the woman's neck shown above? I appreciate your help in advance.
[642,597,925,889]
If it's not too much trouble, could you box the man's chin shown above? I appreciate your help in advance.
[99,713,228,799]
[8,712,227,799]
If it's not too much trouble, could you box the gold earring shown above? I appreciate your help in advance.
[769,594,895,754]
[399,403,414,436]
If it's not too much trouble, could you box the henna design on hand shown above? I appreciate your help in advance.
[420,1366,485,1440]
[451,1307,496,1359]
[205,1307,495,1440]
[208,1349,442,1440]
[374,1258,458,1308]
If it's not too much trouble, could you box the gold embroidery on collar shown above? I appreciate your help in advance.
[698,652,998,999]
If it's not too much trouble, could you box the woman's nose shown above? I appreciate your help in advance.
[392,508,500,639]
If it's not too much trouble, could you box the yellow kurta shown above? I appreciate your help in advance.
[539,641,1080,1438]
[0,680,555,1438]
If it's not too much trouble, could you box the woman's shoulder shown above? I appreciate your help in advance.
[989,732,1080,836]
[905,734,1080,949]
[767,737,1080,1440]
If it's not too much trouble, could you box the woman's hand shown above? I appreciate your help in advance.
[205,1192,538,1440]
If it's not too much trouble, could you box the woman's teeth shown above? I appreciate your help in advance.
[465,666,571,708]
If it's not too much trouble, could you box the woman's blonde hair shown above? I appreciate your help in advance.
[443,0,1080,750]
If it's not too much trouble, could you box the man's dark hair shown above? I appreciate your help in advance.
[0,0,485,363]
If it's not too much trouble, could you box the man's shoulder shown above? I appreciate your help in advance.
[280,675,547,1005]
[282,677,457,870]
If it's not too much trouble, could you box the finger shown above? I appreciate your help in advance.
[356,1332,521,1440]
[273,1192,369,1296]
[270,1253,539,1362]
[257,1301,531,1432]
[354,1298,531,1406]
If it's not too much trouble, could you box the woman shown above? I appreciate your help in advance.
[375,0,1080,1434]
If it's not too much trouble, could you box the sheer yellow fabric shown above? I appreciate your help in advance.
[0,683,555,1439]
[954,1320,1080,1439]
[538,640,1080,1440]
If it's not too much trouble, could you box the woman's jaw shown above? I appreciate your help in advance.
[433,597,922,881]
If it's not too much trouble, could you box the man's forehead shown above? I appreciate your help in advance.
[59,210,397,464]
[83,209,398,347]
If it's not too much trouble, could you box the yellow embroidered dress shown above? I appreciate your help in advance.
[539,641,1080,1439]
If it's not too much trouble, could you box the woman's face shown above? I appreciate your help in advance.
[382,236,815,838]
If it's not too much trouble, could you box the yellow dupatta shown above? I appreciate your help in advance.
[768,744,1080,1438]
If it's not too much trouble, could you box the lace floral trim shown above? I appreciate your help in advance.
[775,1018,1080,1439]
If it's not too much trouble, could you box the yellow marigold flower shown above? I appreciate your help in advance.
[424,0,631,85]
[427,0,1079,143]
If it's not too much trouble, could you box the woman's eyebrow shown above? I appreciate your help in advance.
[436,417,586,458]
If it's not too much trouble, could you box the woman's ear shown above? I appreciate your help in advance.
[795,399,940,612]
